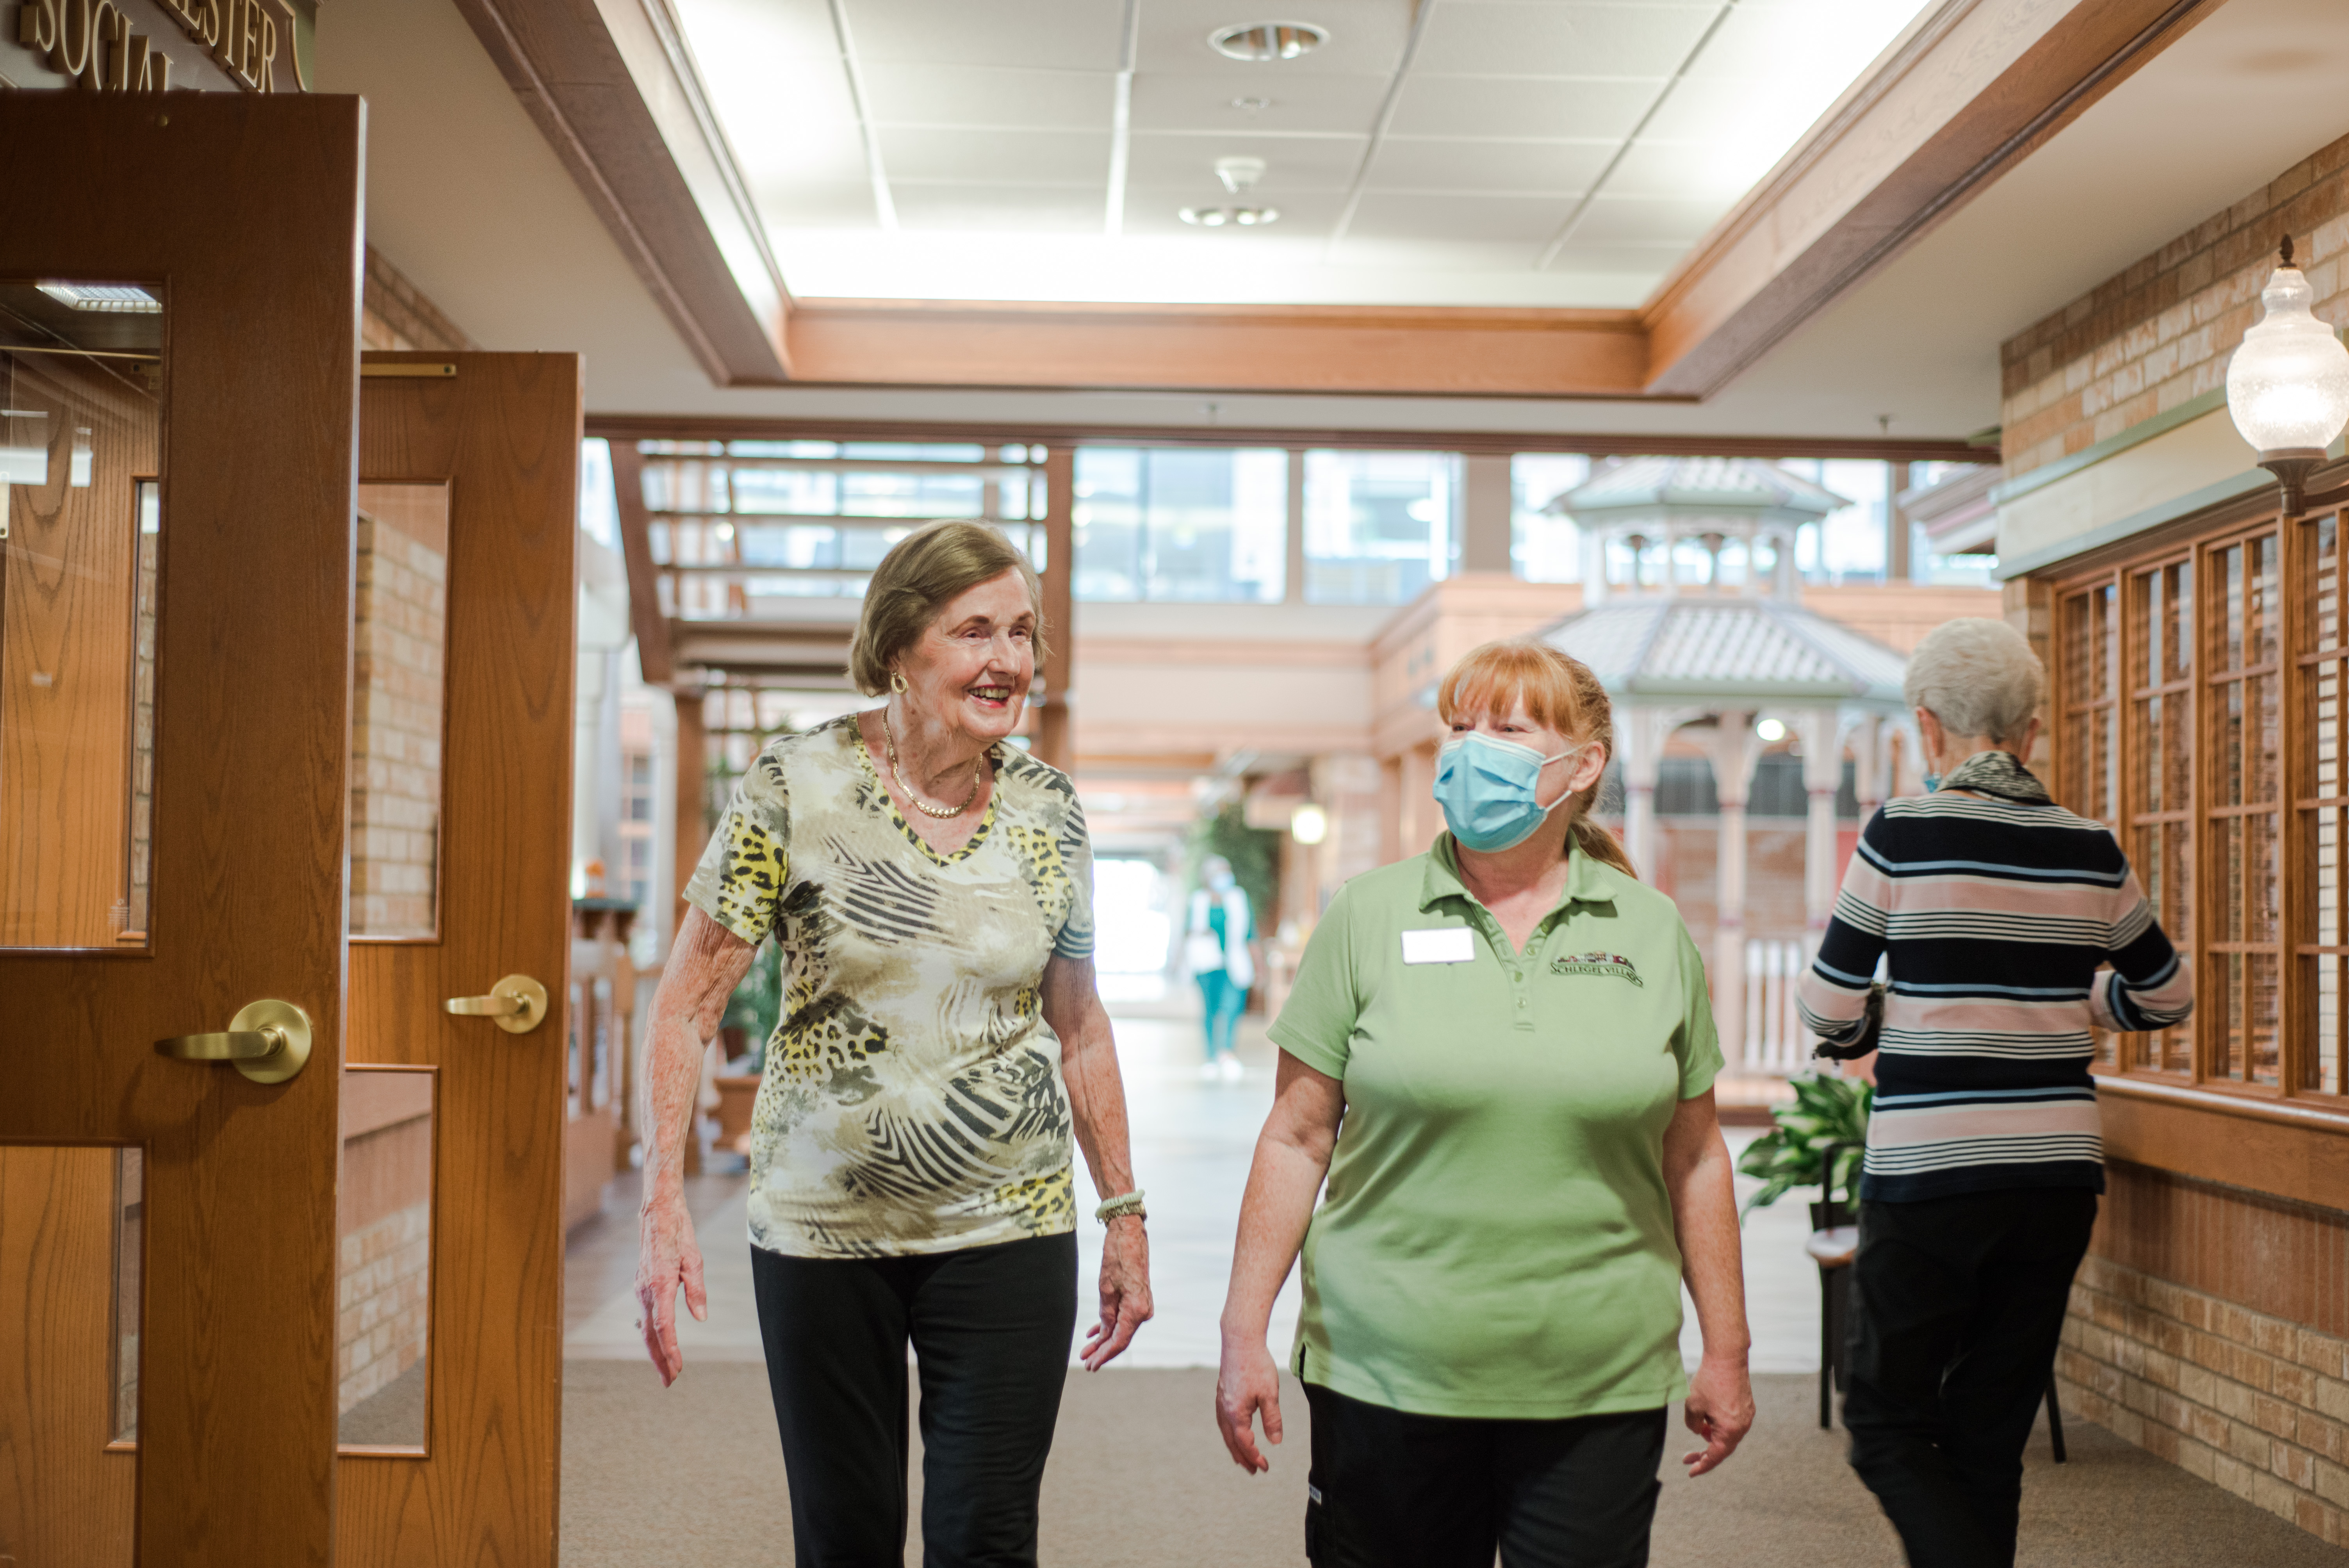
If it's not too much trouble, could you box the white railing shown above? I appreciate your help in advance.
[1742,937,1813,1074]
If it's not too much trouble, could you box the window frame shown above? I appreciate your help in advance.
[2048,496,2349,1109]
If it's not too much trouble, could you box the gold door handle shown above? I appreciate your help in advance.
[445,974,548,1035]
[154,999,313,1085]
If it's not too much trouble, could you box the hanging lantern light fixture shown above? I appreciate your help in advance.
[2225,235,2349,517]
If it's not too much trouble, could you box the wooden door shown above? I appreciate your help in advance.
[0,95,363,1567]
[338,352,580,1566]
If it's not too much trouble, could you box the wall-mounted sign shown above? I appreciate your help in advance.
[10,0,310,94]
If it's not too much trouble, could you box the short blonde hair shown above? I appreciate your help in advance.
[849,523,1049,696]
[1903,618,2044,741]
[1436,639,1636,878]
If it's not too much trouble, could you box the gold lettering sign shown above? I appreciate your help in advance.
[14,0,302,92]
[16,0,173,91]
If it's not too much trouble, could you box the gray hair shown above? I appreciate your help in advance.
[1903,618,2045,741]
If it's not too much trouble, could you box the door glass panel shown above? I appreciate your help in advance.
[337,1067,436,1453]
[0,1144,138,1566]
[351,482,451,941]
[0,279,164,950]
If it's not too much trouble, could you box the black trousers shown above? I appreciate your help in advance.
[750,1231,1078,1568]
[1302,1382,1666,1568]
[1843,1188,2098,1568]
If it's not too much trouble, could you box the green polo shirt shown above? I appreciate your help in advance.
[1269,835,1722,1420]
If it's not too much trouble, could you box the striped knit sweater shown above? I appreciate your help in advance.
[1796,750,2193,1203]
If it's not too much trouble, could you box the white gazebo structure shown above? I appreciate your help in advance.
[1539,457,1916,1066]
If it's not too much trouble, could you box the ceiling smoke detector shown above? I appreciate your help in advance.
[1214,156,1267,194]
[1209,21,1326,61]
[1180,206,1281,228]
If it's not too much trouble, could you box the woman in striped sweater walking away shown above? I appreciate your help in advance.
[1798,617,2191,1568]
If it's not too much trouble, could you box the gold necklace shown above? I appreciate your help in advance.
[882,711,982,820]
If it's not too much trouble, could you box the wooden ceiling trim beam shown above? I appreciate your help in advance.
[588,413,1991,465]
[451,0,791,386]
[781,299,1652,398]
[1641,0,2224,398]
[607,441,674,684]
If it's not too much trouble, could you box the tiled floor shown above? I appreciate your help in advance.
[565,1000,1829,1375]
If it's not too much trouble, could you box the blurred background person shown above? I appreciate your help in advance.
[1187,853,1256,1081]
[1799,617,2191,1568]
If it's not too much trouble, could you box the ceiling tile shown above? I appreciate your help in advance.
[1365,137,1612,195]
[847,0,1126,70]
[1128,71,1392,135]
[1602,139,1767,204]
[1326,234,1561,274]
[759,182,888,232]
[890,184,1108,233]
[1345,191,1567,245]
[861,64,1116,129]
[1543,240,1694,275]
[1125,132,1368,193]
[875,127,1112,185]
[1135,0,1415,78]
[1565,193,1729,247]
[1387,75,1657,141]
[1410,2,1722,78]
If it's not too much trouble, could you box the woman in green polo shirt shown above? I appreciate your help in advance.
[1215,638,1753,1568]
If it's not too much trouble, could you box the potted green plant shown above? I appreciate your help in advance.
[1735,1072,1872,1222]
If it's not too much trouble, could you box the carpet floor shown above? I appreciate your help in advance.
[561,1365,2349,1567]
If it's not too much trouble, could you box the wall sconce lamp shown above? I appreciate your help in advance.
[2226,235,2349,518]
[1290,802,1328,846]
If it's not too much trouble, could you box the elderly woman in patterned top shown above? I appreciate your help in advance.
[635,522,1152,1568]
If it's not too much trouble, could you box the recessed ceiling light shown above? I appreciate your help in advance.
[1231,96,1273,112]
[36,281,160,314]
[1180,206,1281,228]
[1209,21,1326,61]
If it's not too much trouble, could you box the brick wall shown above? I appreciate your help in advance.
[351,494,448,937]
[2061,1253,2349,1547]
[337,1199,430,1415]
[2001,133,2349,479]
[2056,1160,2349,1547]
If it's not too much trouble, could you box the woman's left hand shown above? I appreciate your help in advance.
[1681,1351,1754,1475]
[1080,1213,1153,1370]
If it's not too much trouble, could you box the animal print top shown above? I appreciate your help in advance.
[683,715,1094,1258]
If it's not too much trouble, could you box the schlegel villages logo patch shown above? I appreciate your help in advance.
[1551,951,1642,987]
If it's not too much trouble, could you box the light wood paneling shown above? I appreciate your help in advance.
[589,415,1987,464]
[0,93,362,1568]
[341,352,580,1567]
[784,299,1652,398]
[0,1146,134,1568]
[2095,1156,2349,1340]
[0,353,154,947]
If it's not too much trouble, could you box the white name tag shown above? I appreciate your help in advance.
[1401,927,1476,965]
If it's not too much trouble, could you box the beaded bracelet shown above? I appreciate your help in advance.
[1094,1188,1147,1222]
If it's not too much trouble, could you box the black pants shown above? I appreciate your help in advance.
[1843,1188,2098,1568]
[1302,1382,1666,1568]
[750,1232,1077,1568]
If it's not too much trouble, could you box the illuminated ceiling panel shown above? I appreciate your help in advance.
[674,0,1938,308]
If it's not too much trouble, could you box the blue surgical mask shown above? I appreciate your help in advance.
[1433,732,1578,853]
[1923,773,1943,793]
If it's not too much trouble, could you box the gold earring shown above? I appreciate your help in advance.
[890,670,909,695]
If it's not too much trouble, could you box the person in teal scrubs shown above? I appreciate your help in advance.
[1214,638,1754,1568]
[1187,855,1255,1081]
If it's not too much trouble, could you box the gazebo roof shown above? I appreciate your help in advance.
[1540,595,1908,707]
[1547,455,1851,527]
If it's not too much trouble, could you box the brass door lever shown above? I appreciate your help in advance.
[445,974,548,1035]
[155,999,313,1084]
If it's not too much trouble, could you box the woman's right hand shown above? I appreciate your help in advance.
[635,1193,707,1386]
[1215,1332,1285,1473]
